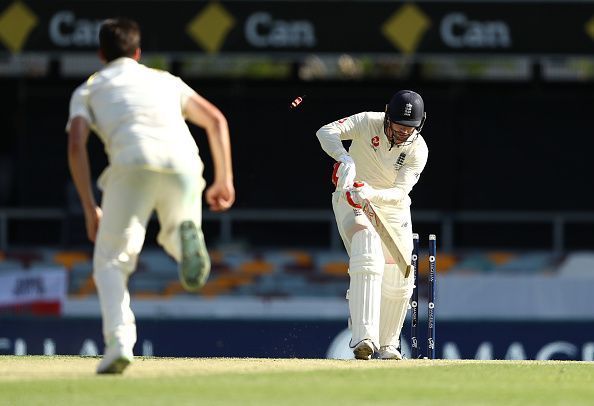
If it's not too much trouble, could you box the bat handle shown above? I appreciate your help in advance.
[405,264,413,278]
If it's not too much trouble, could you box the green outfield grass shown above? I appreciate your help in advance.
[1,356,593,405]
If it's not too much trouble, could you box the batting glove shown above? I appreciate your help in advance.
[346,181,377,208]
[333,154,356,191]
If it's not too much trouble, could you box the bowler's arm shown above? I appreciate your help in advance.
[184,93,235,211]
[67,116,101,242]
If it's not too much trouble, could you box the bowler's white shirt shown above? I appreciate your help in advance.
[316,112,428,208]
[67,57,201,173]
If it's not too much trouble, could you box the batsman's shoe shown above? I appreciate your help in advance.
[96,345,133,374]
[179,220,211,291]
[353,339,375,360]
[379,345,403,360]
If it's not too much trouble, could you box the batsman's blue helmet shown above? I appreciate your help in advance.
[386,90,425,128]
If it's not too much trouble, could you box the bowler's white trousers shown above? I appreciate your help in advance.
[93,166,205,352]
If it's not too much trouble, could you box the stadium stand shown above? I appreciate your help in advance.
[0,246,577,300]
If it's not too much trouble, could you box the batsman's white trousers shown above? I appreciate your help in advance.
[332,191,415,349]
[93,166,205,352]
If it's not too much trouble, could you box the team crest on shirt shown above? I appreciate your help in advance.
[394,152,406,170]
[371,136,380,150]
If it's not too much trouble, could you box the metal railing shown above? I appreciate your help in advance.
[203,209,594,254]
[2,207,594,253]
[411,210,594,254]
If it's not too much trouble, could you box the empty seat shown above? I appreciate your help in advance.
[238,260,274,276]
[314,251,349,277]
[493,252,555,273]
[68,261,94,295]
[447,253,494,274]
[129,275,167,295]
[138,250,177,276]
[53,251,90,271]
[486,251,517,266]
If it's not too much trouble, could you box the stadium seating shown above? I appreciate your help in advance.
[0,247,576,300]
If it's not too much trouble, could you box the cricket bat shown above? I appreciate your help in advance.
[359,199,413,278]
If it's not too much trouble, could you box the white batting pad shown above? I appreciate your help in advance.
[347,229,384,348]
[379,264,414,347]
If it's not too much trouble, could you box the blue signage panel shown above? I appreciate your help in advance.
[0,317,593,360]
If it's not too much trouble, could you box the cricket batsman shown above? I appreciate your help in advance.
[316,90,429,360]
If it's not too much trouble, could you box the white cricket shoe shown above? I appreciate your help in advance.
[96,345,133,374]
[353,339,375,360]
[179,220,211,291]
[379,345,403,360]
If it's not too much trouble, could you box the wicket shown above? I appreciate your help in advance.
[410,233,437,359]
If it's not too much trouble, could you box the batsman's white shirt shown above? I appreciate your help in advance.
[67,57,202,174]
[318,112,428,350]
[316,111,428,211]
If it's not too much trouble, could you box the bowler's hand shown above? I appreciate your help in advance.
[206,180,235,211]
[84,205,102,243]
